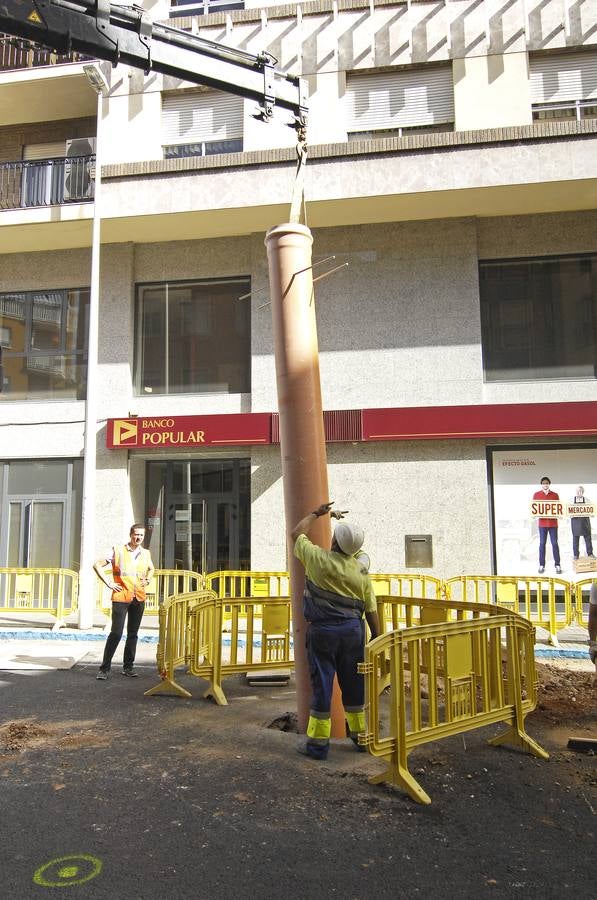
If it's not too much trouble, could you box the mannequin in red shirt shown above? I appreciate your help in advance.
[532,476,561,575]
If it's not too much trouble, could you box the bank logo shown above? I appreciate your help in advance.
[113,419,138,447]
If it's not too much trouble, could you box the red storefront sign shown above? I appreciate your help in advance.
[362,401,597,441]
[106,413,272,449]
[107,401,597,449]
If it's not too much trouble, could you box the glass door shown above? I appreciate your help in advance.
[206,498,237,572]
[6,499,65,567]
[166,499,207,573]
[147,459,250,575]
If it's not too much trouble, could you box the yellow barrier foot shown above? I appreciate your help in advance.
[203,683,228,706]
[547,634,560,648]
[144,678,192,699]
[368,765,432,805]
[488,726,549,760]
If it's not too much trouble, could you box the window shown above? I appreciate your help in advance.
[20,139,95,207]
[162,89,243,159]
[135,277,251,395]
[0,326,11,347]
[0,459,83,569]
[0,288,89,400]
[530,51,597,122]
[479,255,597,382]
[345,65,454,140]
[168,0,243,18]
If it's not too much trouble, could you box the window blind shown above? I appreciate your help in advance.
[162,89,243,145]
[530,52,597,104]
[23,142,66,160]
[345,66,454,133]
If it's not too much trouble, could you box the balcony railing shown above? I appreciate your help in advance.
[0,34,86,71]
[532,99,597,123]
[168,0,244,17]
[0,156,95,210]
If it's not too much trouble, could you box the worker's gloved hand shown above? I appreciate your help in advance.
[589,640,597,664]
[330,509,349,520]
[312,502,334,518]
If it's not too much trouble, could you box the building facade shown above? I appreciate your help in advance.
[1,0,597,621]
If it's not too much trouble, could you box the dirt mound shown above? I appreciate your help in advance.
[2,721,48,752]
[535,661,595,718]
[0,718,110,753]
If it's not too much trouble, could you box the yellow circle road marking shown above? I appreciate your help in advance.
[33,855,102,888]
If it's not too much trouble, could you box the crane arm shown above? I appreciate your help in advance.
[0,0,308,132]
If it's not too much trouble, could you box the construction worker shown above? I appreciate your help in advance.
[589,583,597,670]
[93,523,154,680]
[291,502,380,760]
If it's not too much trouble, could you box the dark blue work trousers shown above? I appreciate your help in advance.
[306,617,365,715]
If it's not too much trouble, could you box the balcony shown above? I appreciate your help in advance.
[0,156,95,210]
[0,57,96,127]
[0,34,86,72]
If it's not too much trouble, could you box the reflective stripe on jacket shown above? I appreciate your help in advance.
[112,545,151,603]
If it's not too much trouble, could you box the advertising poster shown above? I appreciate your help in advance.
[491,447,597,579]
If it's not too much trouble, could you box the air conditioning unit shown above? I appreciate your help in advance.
[63,137,96,201]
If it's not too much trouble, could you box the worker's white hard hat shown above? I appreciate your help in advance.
[334,522,365,556]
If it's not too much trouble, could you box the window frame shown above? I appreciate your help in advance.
[0,287,90,401]
[344,63,455,140]
[161,88,244,160]
[529,50,597,122]
[478,252,597,384]
[134,276,252,397]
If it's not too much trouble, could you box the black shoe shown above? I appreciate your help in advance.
[296,740,326,761]
[122,668,139,677]
[96,670,109,681]
[350,736,367,753]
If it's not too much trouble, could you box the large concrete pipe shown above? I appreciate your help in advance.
[265,223,344,735]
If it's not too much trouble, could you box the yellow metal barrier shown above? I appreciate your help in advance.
[205,570,290,624]
[189,595,293,702]
[370,573,443,631]
[444,574,573,646]
[573,577,597,628]
[205,571,290,599]
[144,589,221,702]
[0,567,79,629]
[145,588,294,705]
[96,568,203,621]
[359,596,548,804]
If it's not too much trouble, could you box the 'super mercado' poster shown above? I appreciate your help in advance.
[491,447,597,579]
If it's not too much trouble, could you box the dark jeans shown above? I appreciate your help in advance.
[539,526,560,567]
[100,599,145,672]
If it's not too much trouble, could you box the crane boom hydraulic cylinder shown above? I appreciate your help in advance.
[0,0,308,132]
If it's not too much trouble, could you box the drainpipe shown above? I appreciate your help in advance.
[78,65,109,629]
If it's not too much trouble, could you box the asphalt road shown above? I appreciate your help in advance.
[0,649,594,899]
